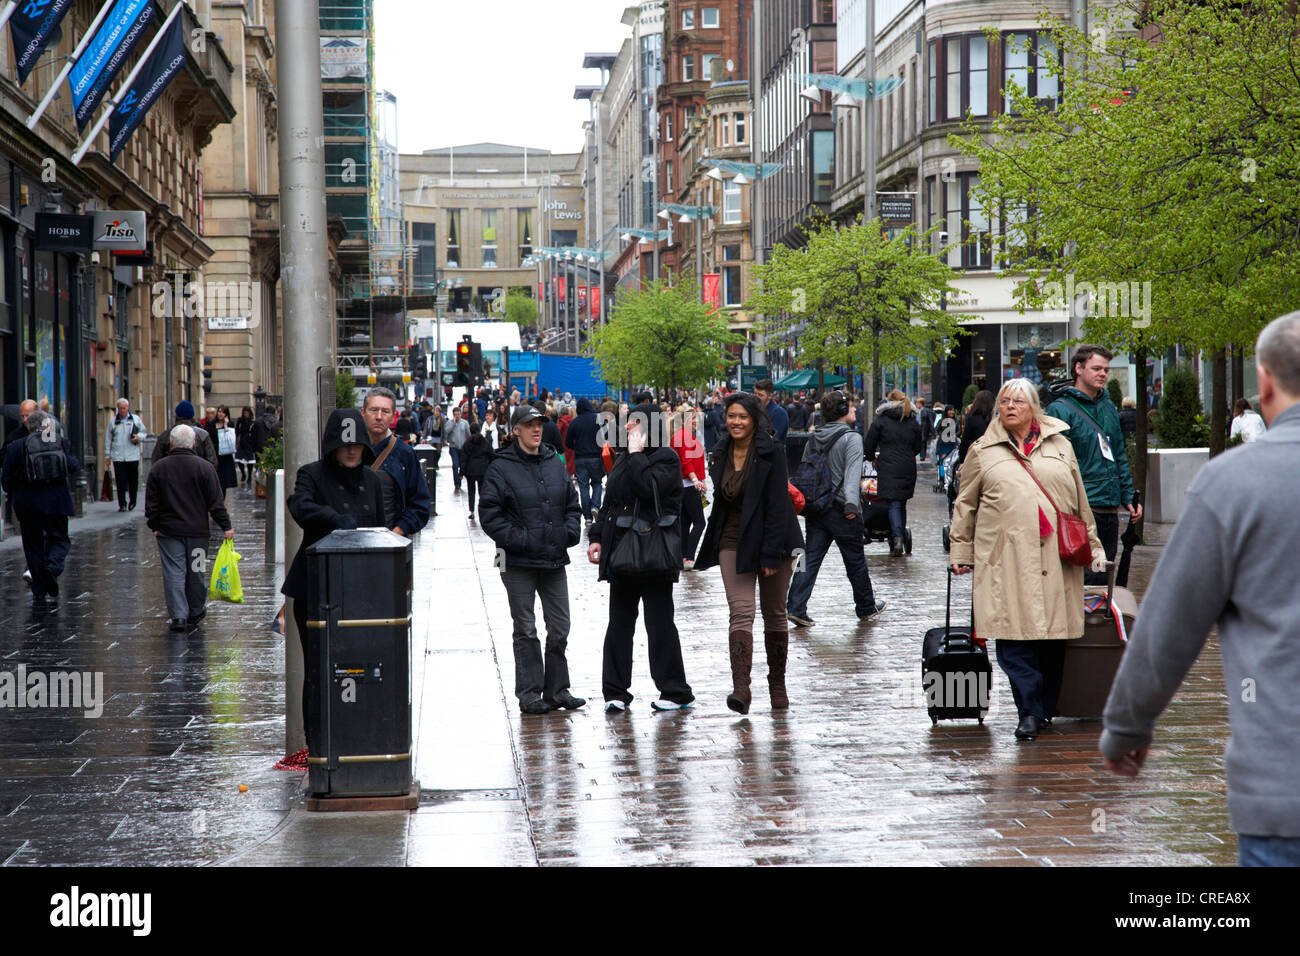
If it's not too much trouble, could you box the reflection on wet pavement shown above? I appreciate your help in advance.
[0,460,1233,865]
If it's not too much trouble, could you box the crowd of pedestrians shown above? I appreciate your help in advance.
[7,309,1299,866]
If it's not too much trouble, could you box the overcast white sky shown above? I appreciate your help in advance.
[374,0,634,156]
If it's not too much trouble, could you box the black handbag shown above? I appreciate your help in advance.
[607,481,682,576]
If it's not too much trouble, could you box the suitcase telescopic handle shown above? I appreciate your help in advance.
[945,565,976,640]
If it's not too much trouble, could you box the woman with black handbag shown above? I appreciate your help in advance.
[695,392,805,714]
[587,396,694,712]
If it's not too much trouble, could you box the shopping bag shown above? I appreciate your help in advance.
[208,539,244,603]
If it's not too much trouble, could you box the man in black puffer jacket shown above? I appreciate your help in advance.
[479,405,585,715]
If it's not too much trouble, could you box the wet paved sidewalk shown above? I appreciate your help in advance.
[0,459,1234,866]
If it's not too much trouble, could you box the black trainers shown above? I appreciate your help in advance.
[168,619,187,633]
[545,691,587,710]
[519,697,552,716]
[787,611,815,628]
[858,601,887,621]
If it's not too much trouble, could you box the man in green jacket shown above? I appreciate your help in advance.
[1047,345,1142,584]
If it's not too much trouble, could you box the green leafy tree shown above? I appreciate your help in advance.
[1106,377,1123,409]
[1155,365,1208,449]
[955,0,1300,470]
[502,289,539,328]
[747,217,973,419]
[335,370,358,410]
[587,278,742,395]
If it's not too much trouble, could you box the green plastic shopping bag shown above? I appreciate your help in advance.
[209,539,244,603]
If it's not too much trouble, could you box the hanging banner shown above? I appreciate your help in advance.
[557,276,566,304]
[10,0,77,85]
[576,285,588,312]
[320,36,367,79]
[537,281,542,301]
[69,0,158,129]
[702,273,721,312]
[590,286,601,320]
[108,12,187,160]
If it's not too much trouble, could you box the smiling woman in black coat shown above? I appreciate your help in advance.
[695,392,804,715]
[863,390,923,556]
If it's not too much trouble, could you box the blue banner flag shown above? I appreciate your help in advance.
[10,0,77,85]
[108,11,186,160]
[69,0,157,129]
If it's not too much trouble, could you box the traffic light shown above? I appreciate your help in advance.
[466,340,483,386]
[455,340,472,386]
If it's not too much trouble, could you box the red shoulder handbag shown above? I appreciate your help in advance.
[1017,456,1092,567]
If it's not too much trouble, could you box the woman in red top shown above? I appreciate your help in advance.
[670,404,708,568]
[558,403,576,478]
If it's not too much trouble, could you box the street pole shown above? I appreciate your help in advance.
[751,0,765,372]
[862,0,877,422]
[275,0,333,757]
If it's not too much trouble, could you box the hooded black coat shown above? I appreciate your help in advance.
[863,401,923,501]
[695,429,803,574]
[589,445,683,583]
[282,409,388,601]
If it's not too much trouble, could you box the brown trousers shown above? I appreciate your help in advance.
[717,550,793,636]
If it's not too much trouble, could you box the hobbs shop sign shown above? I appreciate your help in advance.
[546,201,582,221]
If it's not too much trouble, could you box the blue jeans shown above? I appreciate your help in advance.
[887,499,907,539]
[1239,834,1300,866]
[449,447,463,488]
[574,457,604,515]
[786,510,876,618]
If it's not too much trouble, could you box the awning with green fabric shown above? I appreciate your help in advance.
[773,369,846,390]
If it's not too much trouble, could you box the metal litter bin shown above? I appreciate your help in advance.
[306,528,413,797]
[413,443,439,516]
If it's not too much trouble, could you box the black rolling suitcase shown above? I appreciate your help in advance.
[922,567,992,725]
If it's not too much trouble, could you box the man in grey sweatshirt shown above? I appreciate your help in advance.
[1100,310,1300,866]
[785,391,884,627]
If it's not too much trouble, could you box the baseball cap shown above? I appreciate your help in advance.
[510,405,545,429]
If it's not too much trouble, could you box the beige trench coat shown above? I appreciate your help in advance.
[949,415,1104,641]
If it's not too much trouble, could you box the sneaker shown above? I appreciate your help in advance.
[604,699,628,713]
[22,569,31,583]
[858,601,887,622]
[519,697,552,716]
[545,691,587,710]
[168,619,187,633]
[650,698,691,711]
[787,611,815,628]
[682,558,695,570]
[591,507,600,522]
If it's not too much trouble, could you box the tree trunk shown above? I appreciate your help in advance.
[870,319,881,427]
[1134,349,1148,541]
[1231,345,1244,404]
[1210,347,1227,457]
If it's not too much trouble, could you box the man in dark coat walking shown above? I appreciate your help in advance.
[145,424,232,631]
[151,400,218,469]
[479,405,585,714]
[2,410,79,606]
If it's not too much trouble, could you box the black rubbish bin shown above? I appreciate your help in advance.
[413,443,438,516]
[306,528,413,798]
[786,431,811,475]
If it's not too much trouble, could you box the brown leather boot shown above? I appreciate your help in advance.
[726,630,753,714]
[765,631,790,710]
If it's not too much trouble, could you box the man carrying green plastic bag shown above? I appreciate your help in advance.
[209,539,243,604]
[144,424,234,633]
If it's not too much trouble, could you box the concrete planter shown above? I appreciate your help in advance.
[1146,448,1209,523]
[264,469,286,564]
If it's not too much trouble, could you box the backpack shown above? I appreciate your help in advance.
[791,432,848,515]
[25,432,69,485]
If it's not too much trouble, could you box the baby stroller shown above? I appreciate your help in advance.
[934,445,960,494]
[941,455,961,552]
[862,460,912,553]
